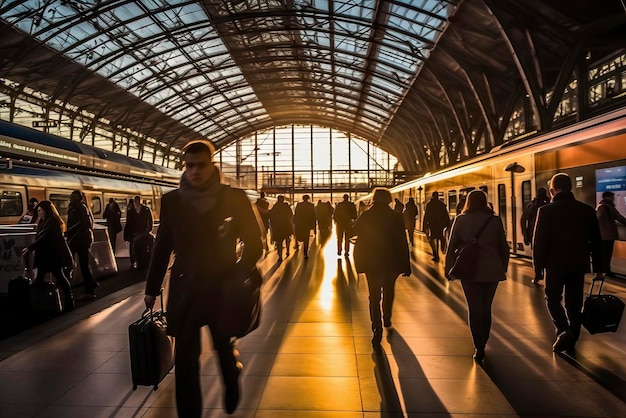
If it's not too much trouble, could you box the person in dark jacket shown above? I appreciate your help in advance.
[18,197,39,224]
[393,198,404,213]
[403,197,419,246]
[334,194,357,256]
[103,198,122,253]
[66,190,98,297]
[255,192,271,251]
[423,191,450,262]
[293,195,316,258]
[533,173,604,353]
[22,200,75,311]
[124,195,154,269]
[315,200,331,235]
[522,187,551,283]
[144,140,263,417]
[352,188,411,346]
[269,195,294,262]
[445,190,509,363]
[596,191,626,277]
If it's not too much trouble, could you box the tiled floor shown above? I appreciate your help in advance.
[0,232,625,417]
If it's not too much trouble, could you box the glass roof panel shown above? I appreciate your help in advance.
[1,0,455,146]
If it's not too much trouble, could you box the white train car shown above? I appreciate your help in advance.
[387,107,626,275]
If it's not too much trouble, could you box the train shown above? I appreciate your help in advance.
[379,107,626,276]
[0,120,269,293]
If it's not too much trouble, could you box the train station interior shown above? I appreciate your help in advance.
[1,1,626,417]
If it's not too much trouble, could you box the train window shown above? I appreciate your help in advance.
[91,197,102,215]
[498,184,507,231]
[448,190,457,211]
[521,180,532,210]
[0,191,24,217]
[50,194,71,216]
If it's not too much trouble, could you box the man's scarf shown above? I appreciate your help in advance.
[178,168,222,214]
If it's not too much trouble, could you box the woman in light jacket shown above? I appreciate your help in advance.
[352,188,411,346]
[445,190,509,362]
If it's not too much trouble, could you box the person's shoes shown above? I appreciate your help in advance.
[304,252,309,259]
[432,257,440,262]
[345,252,349,257]
[277,256,283,263]
[337,251,342,256]
[286,250,290,257]
[552,329,575,353]
[371,328,383,346]
[224,362,242,414]
[473,348,485,363]
[383,319,392,328]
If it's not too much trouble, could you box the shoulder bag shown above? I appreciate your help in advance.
[448,215,494,281]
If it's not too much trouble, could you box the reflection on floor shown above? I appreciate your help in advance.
[0,231,624,417]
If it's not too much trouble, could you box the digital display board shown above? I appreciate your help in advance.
[596,165,626,216]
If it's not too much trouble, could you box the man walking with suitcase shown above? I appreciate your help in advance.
[533,173,604,353]
[144,140,263,416]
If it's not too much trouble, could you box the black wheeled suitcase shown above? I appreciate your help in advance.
[30,281,63,314]
[128,297,174,390]
[581,277,625,334]
[8,274,32,317]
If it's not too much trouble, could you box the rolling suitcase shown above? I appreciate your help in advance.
[8,274,32,318]
[128,295,174,390]
[581,277,624,334]
[30,281,63,314]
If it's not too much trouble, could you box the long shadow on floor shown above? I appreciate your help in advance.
[386,330,452,416]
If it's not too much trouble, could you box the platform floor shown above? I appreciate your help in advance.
[0,232,625,418]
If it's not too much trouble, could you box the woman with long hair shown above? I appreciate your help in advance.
[445,190,509,362]
[22,200,75,311]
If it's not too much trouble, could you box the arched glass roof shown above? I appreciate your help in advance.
[1,0,455,147]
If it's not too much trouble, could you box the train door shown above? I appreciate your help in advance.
[520,179,533,256]
[497,183,508,248]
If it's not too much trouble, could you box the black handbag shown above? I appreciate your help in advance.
[218,267,263,338]
[448,216,494,280]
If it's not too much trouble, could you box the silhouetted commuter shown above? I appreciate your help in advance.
[255,191,271,251]
[19,197,39,224]
[294,195,316,258]
[596,190,626,277]
[22,200,74,311]
[533,173,604,354]
[423,191,450,262]
[124,195,153,269]
[445,190,509,363]
[144,140,263,416]
[522,187,551,283]
[334,194,357,256]
[103,198,122,253]
[269,195,294,262]
[67,190,97,297]
[403,197,418,246]
[352,188,411,346]
[456,196,466,217]
[315,199,331,235]
[393,198,404,213]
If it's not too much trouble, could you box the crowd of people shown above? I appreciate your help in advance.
[17,137,625,417]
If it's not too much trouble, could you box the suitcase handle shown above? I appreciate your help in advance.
[589,277,605,296]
